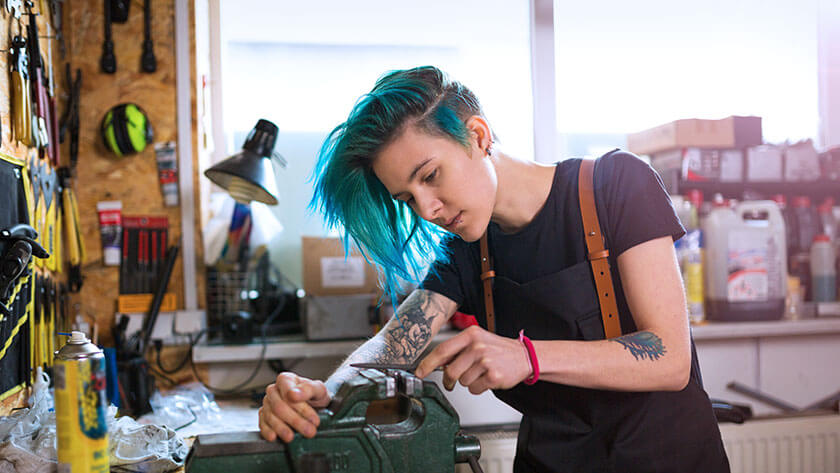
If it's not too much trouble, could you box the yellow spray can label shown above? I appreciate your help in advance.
[55,352,109,473]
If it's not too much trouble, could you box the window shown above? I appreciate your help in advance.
[212,0,533,285]
[553,0,819,157]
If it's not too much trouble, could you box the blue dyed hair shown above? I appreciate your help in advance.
[310,66,487,306]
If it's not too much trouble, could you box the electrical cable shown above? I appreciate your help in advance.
[146,365,178,387]
[189,301,284,396]
[154,333,196,374]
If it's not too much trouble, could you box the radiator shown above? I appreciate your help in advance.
[457,414,840,473]
[719,414,840,473]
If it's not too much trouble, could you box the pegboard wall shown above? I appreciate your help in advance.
[1,0,207,414]
[0,0,72,413]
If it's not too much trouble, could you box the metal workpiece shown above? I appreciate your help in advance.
[185,369,481,473]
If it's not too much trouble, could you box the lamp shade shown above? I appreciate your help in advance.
[204,119,282,205]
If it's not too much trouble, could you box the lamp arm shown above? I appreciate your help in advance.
[270,152,287,168]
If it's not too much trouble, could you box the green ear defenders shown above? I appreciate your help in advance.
[100,103,154,156]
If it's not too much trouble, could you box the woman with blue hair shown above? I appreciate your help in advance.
[259,66,729,472]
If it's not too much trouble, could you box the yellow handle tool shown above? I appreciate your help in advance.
[62,184,85,267]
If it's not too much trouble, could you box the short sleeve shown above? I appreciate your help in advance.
[595,151,686,257]
[420,237,466,308]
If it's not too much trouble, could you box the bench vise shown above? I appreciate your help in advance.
[184,369,482,473]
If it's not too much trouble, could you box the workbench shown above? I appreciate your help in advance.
[193,318,840,419]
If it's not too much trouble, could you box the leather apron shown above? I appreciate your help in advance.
[477,158,729,472]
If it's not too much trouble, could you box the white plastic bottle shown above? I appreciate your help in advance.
[703,200,788,321]
[811,234,837,302]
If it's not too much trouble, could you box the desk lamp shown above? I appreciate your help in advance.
[204,119,286,205]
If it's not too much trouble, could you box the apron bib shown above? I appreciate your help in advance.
[474,156,729,472]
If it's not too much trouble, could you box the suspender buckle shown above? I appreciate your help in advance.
[588,249,609,261]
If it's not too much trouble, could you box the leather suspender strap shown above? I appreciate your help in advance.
[478,159,621,339]
[578,159,622,339]
[479,232,496,333]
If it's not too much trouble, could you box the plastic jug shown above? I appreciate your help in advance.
[703,200,788,321]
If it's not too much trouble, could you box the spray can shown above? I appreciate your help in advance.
[54,331,110,473]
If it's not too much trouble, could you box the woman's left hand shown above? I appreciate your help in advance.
[414,325,532,394]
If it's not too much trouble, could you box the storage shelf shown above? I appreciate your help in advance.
[193,319,840,363]
[692,317,840,340]
[192,331,457,363]
[676,179,840,200]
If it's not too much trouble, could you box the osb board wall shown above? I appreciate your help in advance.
[65,0,205,350]
[0,3,66,416]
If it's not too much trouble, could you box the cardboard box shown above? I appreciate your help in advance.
[784,139,821,182]
[746,145,783,182]
[302,236,380,296]
[627,116,762,156]
[650,148,743,193]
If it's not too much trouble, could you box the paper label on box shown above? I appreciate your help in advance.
[321,256,366,288]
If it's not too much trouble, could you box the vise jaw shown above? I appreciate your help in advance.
[185,369,481,473]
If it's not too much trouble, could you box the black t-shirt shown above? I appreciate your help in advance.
[421,150,686,334]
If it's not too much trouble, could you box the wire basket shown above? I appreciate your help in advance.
[205,263,301,340]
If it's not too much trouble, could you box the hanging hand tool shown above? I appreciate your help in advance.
[59,64,81,171]
[41,164,58,272]
[185,369,484,473]
[6,0,23,18]
[100,0,116,73]
[46,30,61,167]
[38,275,47,369]
[10,25,32,146]
[109,0,130,22]
[139,229,146,293]
[26,2,52,159]
[29,157,46,268]
[47,278,56,366]
[150,230,157,292]
[32,274,42,368]
[48,0,64,58]
[53,173,63,273]
[58,167,86,292]
[119,228,128,293]
[42,275,52,368]
[140,0,155,72]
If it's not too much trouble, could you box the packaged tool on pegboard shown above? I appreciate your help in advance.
[119,215,175,313]
[155,141,179,207]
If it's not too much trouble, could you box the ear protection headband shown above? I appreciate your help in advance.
[101,103,154,156]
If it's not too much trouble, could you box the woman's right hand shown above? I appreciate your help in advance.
[259,372,331,443]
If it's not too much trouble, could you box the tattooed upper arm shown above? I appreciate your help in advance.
[342,289,456,365]
[378,289,457,361]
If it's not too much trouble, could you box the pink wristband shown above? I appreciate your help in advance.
[518,329,540,385]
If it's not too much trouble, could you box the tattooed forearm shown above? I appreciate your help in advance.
[325,289,448,394]
[610,331,667,361]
